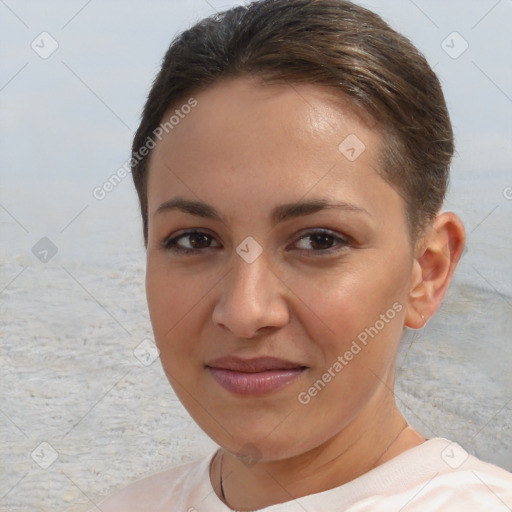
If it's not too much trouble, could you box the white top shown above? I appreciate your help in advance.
[95,438,512,511]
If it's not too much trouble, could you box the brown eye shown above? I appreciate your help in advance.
[309,233,336,250]
[186,233,213,249]
[293,230,350,253]
[162,230,220,253]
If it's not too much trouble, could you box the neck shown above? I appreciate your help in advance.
[211,391,425,511]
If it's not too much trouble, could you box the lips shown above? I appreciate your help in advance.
[205,356,307,395]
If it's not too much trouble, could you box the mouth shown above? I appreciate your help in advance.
[205,356,307,396]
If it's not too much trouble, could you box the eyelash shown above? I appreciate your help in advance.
[161,229,352,256]
[290,230,352,256]
[161,230,219,255]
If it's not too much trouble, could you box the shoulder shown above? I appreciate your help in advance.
[362,438,512,510]
[92,452,215,512]
[426,446,512,508]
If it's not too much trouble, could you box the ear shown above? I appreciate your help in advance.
[405,212,466,329]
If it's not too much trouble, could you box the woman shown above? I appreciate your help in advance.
[97,0,512,510]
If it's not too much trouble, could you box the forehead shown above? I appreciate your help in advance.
[146,77,405,228]
[163,77,378,154]
[149,78,381,174]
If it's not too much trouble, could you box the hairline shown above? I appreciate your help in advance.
[139,75,422,247]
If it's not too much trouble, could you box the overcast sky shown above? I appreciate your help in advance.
[1,0,511,180]
[1,0,511,284]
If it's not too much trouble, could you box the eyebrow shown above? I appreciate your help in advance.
[155,197,223,221]
[155,197,370,223]
[271,199,370,223]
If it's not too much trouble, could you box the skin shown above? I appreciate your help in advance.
[145,77,465,510]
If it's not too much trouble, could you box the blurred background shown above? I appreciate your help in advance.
[1,0,511,510]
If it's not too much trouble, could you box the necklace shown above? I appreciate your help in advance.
[370,421,410,469]
[216,451,227,503]
[216,423,411,505]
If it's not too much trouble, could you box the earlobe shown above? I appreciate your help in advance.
[405,212,465,330]
[405,258,428,329]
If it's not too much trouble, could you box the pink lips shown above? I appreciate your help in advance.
[206,356,306,396]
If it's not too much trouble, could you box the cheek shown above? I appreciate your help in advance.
[286,259,409,361]
[145,258,231,381]
[145,262,205,351]
[291,269,407,435]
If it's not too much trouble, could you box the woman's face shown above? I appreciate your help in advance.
[145,77,417,460]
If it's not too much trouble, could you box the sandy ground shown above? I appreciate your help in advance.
[1,253,511,511]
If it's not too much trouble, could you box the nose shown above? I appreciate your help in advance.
[212,252,290,339]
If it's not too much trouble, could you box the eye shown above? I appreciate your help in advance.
[292,229,351,254]
[162,230,221,254]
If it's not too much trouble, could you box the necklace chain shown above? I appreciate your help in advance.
[217,423,410,505]
[218,451,226,502]
[371,421,409,469]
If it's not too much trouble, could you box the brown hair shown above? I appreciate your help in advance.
[131,0,453,245]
